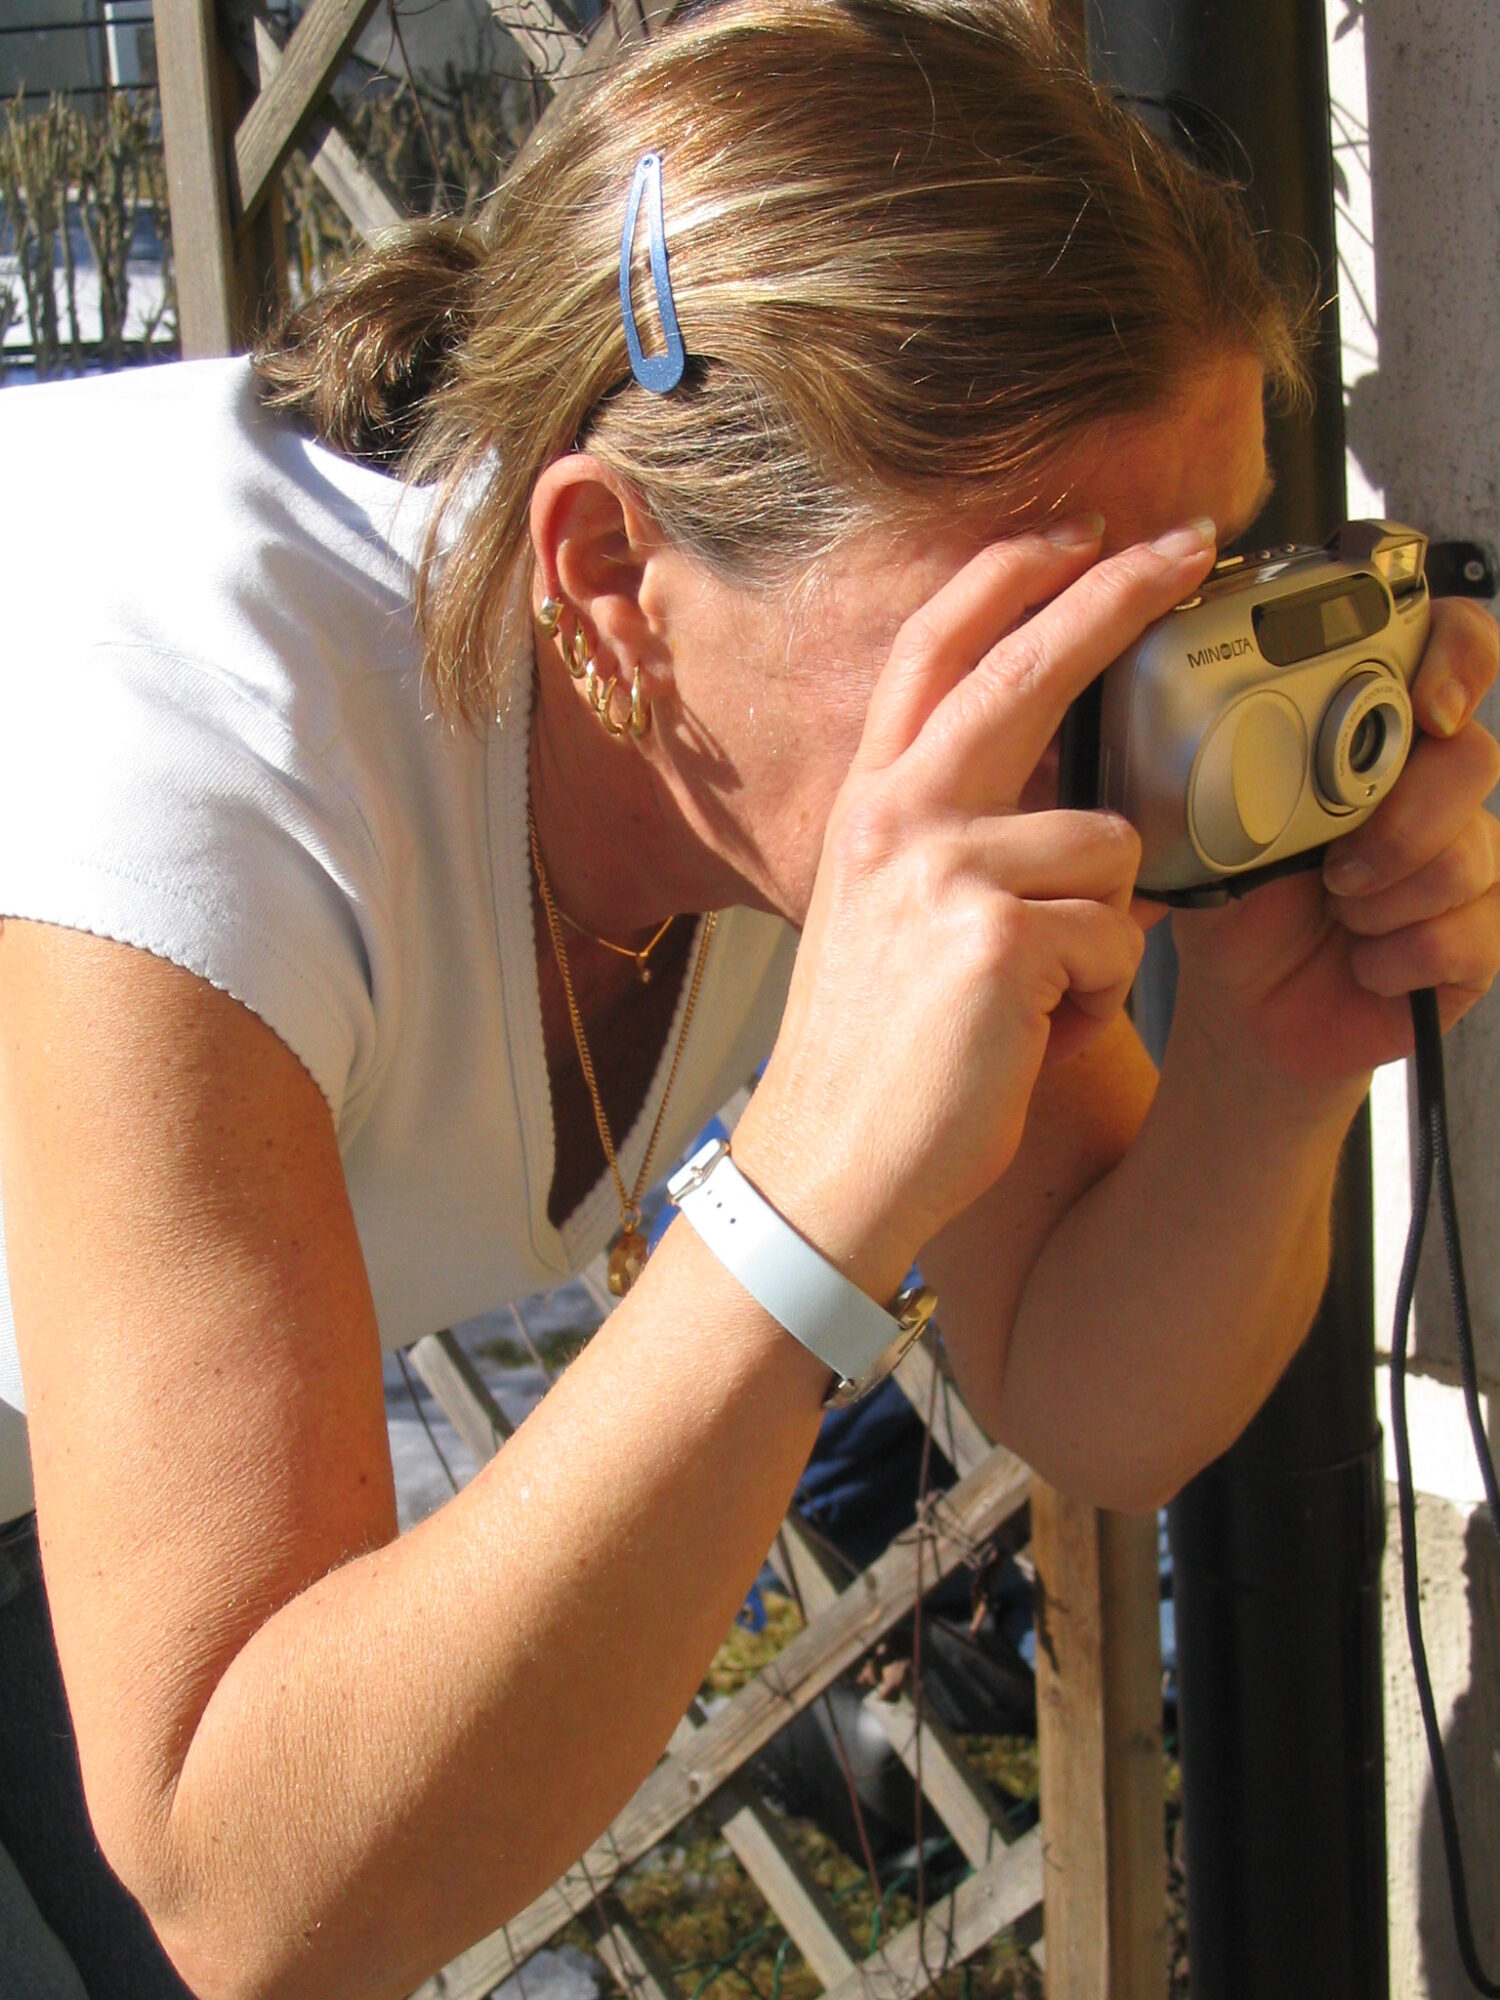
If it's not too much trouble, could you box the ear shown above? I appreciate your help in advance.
[528,456,669,675]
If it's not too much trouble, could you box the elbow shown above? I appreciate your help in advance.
[1100,1466,1187,1516]
[1053,1462,1182,1516]
[116,1834,465,2000]
[88,1852,256,2000]
[148,1912,344,2000]
[1022,1431,1217,1516]
[148,1919,281,2000]
[142,1879,380,2000]
[90,1823,320,2000]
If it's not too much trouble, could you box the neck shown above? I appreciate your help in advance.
[527,620,751,940]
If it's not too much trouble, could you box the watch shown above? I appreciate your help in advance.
[666,1138,937,1407]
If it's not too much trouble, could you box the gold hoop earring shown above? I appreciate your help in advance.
[586,665,629,736]
[629,666,651,739]
[537,595,590,683]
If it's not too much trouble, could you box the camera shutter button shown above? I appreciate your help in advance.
[1191,692,1307,869]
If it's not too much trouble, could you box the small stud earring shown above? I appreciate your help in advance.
[538,595,562,636]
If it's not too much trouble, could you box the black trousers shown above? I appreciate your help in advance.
[0,1513,195,2000]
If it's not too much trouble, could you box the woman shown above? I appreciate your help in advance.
[0,2,1496,1996]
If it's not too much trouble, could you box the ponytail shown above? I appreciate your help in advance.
[252,222,485,469]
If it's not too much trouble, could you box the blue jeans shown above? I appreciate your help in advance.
[0,1513,194,1999]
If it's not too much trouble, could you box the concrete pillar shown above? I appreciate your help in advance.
[1330,4,1500,1992]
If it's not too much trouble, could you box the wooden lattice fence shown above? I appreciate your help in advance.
[405,1311,1044,2000]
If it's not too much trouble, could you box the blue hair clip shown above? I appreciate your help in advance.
[620,153,687,395]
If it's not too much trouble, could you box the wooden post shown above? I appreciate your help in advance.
[221,2,288,342]
[1032,1481,1168,1999]
[154,0,239,355]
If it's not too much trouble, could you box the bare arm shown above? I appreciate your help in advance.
[0,527,1195,2000]
[0,922,832,2000]
[922,1008,1362,1512]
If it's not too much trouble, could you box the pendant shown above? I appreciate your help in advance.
[607,1226,649,1297]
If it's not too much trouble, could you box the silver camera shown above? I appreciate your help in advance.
[1059,521,1432,905]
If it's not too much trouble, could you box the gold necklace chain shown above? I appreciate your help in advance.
[528,806,718,1297]
[557,904,679,984]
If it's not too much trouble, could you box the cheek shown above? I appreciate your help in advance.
[758,645,882,771]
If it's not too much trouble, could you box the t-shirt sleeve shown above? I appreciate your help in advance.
[0,643,390,1118]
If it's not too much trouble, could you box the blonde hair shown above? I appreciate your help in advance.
[254,0,1311,725]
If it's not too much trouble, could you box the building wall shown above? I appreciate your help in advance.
[0,0,108,102]
[1330,3,1500,1991]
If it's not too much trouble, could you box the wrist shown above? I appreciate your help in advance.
[1162,984,1369,1142]
[668,1139,936,1406]
[726,1090,922,1309]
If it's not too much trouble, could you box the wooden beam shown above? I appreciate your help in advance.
[231,0,381,227]
[407,1329,514,1465]
[583,1893,682,2000]
[863,1690,1014,1870]
[708,1775,860,1986]
[822,1830,1045,2000]
[891,1339,993,1483]
[664,1703,860,1987]
[154,0,238,355]
[248,14,405,240]
[490,0,589,89]
[773,1513,1015,1872]
[512,0,640,163]
[1031,1484,1167,2000]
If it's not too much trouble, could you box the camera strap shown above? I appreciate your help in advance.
[1394,988,1500,1996]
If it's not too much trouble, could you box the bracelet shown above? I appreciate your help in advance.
[666,1139,936,1406]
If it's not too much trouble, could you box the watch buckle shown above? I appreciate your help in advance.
[823,1283,940,1409]
[667,1137,728,1204]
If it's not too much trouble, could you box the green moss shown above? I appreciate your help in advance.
[956,1736,1039,1806]
[585,1805,1042,2000]
[701,1591,806,1698]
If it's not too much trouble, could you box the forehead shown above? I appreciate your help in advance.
[1053,352,1271,550]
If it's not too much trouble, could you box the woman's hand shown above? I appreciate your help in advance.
[733,519,1222,1300]
[1171,596,1500,1087]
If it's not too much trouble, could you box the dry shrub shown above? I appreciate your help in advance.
[0,88,174,378]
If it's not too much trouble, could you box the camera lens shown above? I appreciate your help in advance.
[1315,673,1411,811]
[1349,709,1386,775]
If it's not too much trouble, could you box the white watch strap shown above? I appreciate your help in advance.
[666,1139,898,1385]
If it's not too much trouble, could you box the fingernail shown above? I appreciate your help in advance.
[1151,517,1218,559]
[1325,853,1374,894]
[1429,679,1467,736]
[1045,511,1107,546]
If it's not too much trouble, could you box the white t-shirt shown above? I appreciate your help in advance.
[0,359,796,1522]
